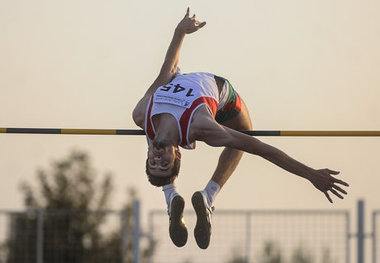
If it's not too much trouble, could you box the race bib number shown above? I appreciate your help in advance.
[154,83,197,108]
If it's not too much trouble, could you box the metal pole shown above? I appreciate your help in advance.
[245,212,251,263]
[121,211,127,263]
[346,211,351,263]
[133,200,141,263]
[36,210,43,263]
[373,212,376,263]
[147,211,154,263]
[358,200,365,263]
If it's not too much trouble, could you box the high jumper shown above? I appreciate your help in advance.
[131,8,350,249]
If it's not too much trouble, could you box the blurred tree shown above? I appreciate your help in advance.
[291,245,313,263]
[226,248,247,263]
[2,150,153,263]
[226,254,247,263]
[259,241,283,263]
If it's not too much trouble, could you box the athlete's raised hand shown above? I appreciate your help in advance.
[308,169,349,203]
[176,8,206,34]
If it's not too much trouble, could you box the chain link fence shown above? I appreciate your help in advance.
[1,204,379,263]
[0,203,150,263]
[148,209,350,263]
[0,210,126,263]
[374,211,380,263]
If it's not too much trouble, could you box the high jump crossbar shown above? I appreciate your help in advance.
[1,128,380,137]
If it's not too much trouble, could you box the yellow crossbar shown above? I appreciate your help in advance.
[280,131,380,137]
[1,128,380,137]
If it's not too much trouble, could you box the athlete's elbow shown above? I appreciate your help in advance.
[209,134,235,148]
[204,140,229,148]
[132,108,143,128]
[196,129,230,147]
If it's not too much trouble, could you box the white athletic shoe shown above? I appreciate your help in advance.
[191,190,215,249]
[167,193,188,247]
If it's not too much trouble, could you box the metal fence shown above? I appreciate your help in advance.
[0,202,146,263]
[0,203,379,263]
[148,209,349,263]
[374,211,380,263]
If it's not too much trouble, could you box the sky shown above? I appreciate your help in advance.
[0,0,379,249]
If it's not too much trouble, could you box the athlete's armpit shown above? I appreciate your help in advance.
[193,119,234,148]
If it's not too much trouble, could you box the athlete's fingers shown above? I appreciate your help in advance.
[330,189,344,199]
[327,169,340,175]
[194,19,202,25]
[192,14,196,19]
[332,184,347,195]
[197,21,206,29]
[326,169,349,187]
[334,178,349,187]
[324,192,333,203]
[185,7,190,18]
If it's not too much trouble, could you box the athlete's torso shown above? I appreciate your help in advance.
[145,72,225,149]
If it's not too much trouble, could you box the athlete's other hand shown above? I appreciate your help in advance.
[309,169,349,203]
[176,8,206,34]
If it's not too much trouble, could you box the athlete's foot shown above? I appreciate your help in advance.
[191,190,214,249]
[168,193,188,247]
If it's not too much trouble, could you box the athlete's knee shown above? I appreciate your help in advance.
[238,101,253,130]
[232,111,252,131]
[241,119,253,131]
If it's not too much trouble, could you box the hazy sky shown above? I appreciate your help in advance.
[1,0,379,234]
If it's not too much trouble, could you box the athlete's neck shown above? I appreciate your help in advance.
[153,114,180,146]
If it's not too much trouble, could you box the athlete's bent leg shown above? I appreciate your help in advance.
[192,100,252,249]
[210,99,252,194]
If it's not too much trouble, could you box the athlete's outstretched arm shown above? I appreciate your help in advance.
[195,119,349,203]
[132,8,205,128]
[145,8,206,96]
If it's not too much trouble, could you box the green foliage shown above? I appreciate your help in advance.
[260,241,283,263]
[20,150,112,211]
[226,248,247,263]
[227,255,247,263]
[2,150,153,263]
[291,245,313,263]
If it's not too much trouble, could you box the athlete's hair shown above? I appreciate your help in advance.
[145,158,181,187]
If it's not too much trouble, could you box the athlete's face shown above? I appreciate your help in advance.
[147,140,179,177]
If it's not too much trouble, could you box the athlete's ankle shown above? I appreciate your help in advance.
[162,183,179,208]
[204,180,220,205]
